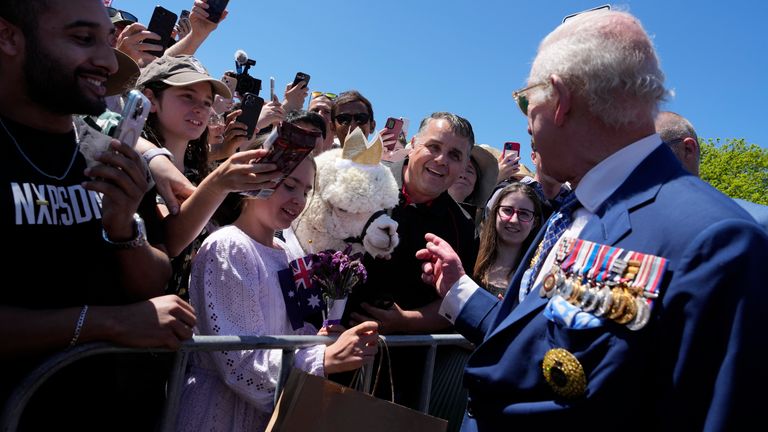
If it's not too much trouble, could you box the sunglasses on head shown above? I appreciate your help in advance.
[311,91,337,100]
[512,82,548,115]
[335,113,371,125]
[107,7,139,24]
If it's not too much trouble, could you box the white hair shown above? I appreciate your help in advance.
[528,10,669,129]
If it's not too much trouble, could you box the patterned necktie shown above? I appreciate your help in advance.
[520,191,581,300]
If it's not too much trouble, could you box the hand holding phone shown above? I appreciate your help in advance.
[382,117,404,151]
[501,141,521,161]
[205,0,230,24]
[292,72,311,89]
[237,93,265,139]
[243,122,319,198]
[146,6,177,57]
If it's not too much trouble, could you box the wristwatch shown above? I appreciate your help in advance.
[102,213,147,249]
[142,147,175,165]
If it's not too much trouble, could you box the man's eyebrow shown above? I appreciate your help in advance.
[64,21,102,30]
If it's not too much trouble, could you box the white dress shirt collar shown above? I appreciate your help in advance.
[575,133,662,213]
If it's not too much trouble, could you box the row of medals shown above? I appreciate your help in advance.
[539,257,655,331]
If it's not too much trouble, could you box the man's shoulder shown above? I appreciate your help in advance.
[733,198,768,230]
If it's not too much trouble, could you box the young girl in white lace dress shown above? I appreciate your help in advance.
[176,133,379,431]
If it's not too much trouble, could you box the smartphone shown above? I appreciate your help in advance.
[501,141,521,161]
[292,72,311,89]
[270,76,276,101]
[237,93,265,139]
[221,74,237,95]
[383,117,404,150]
[113,90,151,148]
[146,6,178,57]
[243,121,319,198]
[205,0,230,23]
[180,9,191,20]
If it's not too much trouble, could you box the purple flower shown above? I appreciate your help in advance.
[309,248,368,301]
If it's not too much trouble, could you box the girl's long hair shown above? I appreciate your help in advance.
[473,182,543,288]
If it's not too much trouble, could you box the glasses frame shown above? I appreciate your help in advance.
[497,206,535,223]
[512,82,548,115]
[334,112,371,126]
[107,7,139,24]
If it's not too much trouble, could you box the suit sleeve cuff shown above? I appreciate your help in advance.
[439,274,480,324]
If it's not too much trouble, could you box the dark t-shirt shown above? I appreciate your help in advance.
[1,116,166,430]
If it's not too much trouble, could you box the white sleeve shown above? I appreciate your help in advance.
[190,234,321,412]
[438,274,481,324]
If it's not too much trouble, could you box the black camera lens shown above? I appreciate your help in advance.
[236,73,261,97]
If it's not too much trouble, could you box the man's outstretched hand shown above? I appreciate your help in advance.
[415,233,466,298]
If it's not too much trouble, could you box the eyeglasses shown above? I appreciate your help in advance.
[311,91,337,100]
[335,113,371,125]
[107,7,139,24]
[663,138,685,146]
[498,206,535,223]
[512,82,548,115]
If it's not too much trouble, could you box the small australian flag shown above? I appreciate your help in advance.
[278,255,325,330]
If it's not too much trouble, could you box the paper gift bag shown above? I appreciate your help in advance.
[266,368,447,432]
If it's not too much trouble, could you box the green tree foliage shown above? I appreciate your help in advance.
[699,138,768,205]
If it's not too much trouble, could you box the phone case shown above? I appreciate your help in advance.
[147,6,177,57]
[114,90,151,148]
[237,93,265,139]
[242,122,319,198]
[501,142,521,160]
[384,118,404,150]
[221,75,237,94]
[206,0,230,23]
[292,72,310,89]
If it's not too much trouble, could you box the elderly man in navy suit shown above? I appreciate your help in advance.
[417,9,768,432]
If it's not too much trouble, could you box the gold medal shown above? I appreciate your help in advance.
[615,291,637,324]
[542,348,587,399]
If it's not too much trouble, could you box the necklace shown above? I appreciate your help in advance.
[0,116,81,182]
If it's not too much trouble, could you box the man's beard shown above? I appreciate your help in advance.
[23,34,107,116]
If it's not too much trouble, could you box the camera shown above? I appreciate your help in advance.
[234,49,261,97]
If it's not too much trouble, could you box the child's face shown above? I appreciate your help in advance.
[252,158,316,231]
[152,82,214,142]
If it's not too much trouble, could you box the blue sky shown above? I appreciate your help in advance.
[118,0,768,168]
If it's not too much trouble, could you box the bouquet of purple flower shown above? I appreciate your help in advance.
[311,246,368,326]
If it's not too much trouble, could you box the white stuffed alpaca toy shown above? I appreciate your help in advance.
[288,128,400,258]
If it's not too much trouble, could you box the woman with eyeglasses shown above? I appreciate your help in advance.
[473,182,543,299]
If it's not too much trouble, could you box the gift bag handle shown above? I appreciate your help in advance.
[350,336,394,402]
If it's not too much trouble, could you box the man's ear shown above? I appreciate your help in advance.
[682,137,699,161]
[550,74,571,126]
[0,17,23,57]
[370,118,376,132]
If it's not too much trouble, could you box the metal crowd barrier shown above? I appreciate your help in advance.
[1,334,472,431]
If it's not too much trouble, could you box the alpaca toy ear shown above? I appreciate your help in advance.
[341,128,383,166]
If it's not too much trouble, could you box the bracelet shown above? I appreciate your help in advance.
[142,147,175,165]
[69,305,89,348]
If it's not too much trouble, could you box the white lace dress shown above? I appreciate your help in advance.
[175,225,325,432]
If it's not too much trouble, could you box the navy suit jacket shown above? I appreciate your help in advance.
[455,145,768,431]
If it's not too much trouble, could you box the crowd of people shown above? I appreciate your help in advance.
[2,1,766,431]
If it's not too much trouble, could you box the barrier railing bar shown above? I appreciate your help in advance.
[2,334,472,432]
[275,350,296,406]
[417,344,438,413]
